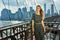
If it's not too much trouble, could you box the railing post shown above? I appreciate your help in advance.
[58,30,60,40]
[6,29,8,40]
[0,30,2,40]
[11,27,16,40]
[31,27,33,40]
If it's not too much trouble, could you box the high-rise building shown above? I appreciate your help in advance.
[54,12,58,16]
[1,8,11,20]
[17,8,23,21]
[22,7,28,21]
[44,3,46,17]
[30,7,35,19]
[59,10,60,15]
[51,4,54,16]
[47,9,50,17]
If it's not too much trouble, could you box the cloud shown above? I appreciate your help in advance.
[0,0,60,15]
[1,0,17,6]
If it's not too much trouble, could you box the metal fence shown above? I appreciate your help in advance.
[0,21,33,40]
[0,21,60,40]
[44,22,60,40]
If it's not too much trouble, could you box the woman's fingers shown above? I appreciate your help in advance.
[44,28,46,33]
[32,28,34,33]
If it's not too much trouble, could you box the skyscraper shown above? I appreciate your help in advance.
[51,4,54,16]
[59,10,60,15]
[30,7,35,19]
[44,3,46,17]
[1,8,11,20]
[22,7,28,21]
[47,9,51,17]
[17,8,23,21]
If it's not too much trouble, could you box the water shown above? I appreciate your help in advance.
[0,21,24,28]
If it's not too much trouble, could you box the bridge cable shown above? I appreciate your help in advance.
[2,0,6,8]
[52,0,58,15]
[8,0,12,21]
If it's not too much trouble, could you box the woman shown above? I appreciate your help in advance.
[32,5,46,40]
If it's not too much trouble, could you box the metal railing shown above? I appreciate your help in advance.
[44,22,60,40]
[0,21,33,40]
[0,21,60,40]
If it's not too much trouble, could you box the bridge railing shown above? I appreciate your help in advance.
[0,21,60,40]
[0,21,33,40]
[44,22,60,40]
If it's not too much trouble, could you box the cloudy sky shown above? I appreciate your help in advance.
[0,0,60,16]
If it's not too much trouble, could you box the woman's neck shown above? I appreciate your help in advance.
[36,11,40,15]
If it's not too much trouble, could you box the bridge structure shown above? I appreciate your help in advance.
[0,21,60,40]
[0,21,32,40]
[0,0,60,40]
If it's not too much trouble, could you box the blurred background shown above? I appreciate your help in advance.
[0,0,60,21]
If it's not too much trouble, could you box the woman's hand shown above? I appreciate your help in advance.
[32,28,34,33]
[44,28,46,33]
[32,20,34,33]
[41,20,46,33]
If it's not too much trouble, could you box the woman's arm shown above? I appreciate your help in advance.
[41,12,44,27]
[32,20,34,33]
[41,20,44,27]
[41,12,46,33]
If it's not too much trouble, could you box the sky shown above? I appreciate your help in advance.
[0,0,60,16]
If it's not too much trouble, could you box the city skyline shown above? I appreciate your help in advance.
[0,7,35,21]
[0,0,60,16]
[0,3,59,21]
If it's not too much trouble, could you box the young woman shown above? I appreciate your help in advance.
[32,5,46,40]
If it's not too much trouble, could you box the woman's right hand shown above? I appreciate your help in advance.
[32,20,34,33]
[32,28,34,35]
[32,28,34,33]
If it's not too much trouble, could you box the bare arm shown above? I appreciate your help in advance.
[32,20,34,33]
[41,20,44,27]
[41,12,46,32]
[41,12,44,27]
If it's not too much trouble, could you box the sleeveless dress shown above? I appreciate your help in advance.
[32,13,44,40]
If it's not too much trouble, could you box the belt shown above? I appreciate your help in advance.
[35,23,42,24]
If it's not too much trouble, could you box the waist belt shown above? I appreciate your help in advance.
[35,22,42,24]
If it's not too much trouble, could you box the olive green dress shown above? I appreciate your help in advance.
[32,13,44,40]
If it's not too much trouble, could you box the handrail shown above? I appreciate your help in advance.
[0,21,60,40]
[44,22,60,24]
[0,21,30,30]
[0,21,32,40]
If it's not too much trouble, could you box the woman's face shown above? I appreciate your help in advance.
[36,7,41,12]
